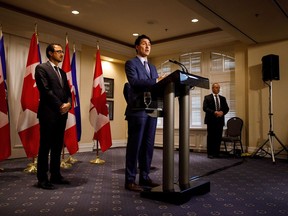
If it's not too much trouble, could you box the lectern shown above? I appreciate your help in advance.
[140,70,210,204]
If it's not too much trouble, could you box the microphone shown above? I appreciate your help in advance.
[168,59,189,73]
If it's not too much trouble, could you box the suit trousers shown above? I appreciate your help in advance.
[206,120,223,156]
[125,115,157,184]
[37,117,67,182]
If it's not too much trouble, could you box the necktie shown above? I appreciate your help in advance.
[215,95,220,111]
[54,66,63,87]
[144,61,150,77]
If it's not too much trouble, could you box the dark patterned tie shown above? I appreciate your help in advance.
[54,66,63,87]
[215,94,220,111]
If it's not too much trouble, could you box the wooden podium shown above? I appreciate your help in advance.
[140,70,210,204]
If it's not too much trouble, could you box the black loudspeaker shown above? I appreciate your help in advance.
[262,54,280,81]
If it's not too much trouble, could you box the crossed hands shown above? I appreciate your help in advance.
[214,111,224,118]
[60,103,71,115]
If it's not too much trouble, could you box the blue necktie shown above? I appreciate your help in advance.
[144,61,150,77]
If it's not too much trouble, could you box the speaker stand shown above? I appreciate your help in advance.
[252,81,288,163]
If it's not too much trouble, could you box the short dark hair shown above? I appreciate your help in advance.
[134,34,151,46]
[46,43,62,59]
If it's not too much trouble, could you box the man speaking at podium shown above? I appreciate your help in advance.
[124,35,166,192]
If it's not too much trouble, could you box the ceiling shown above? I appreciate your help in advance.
[0,0,288,58]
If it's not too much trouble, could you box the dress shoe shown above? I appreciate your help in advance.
[50,177,70,185]
[139,177,160,188]
[125,182,143,192]
[208,155,214,159]
[37,181,55,190]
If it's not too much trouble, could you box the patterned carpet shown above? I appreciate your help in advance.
[0,147,288,216]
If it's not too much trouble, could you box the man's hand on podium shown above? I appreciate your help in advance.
[157,73,169,82]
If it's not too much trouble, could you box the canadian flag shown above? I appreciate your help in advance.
[17,32,41,158]
[0,29,11,161]
[61,35,79,155]
[89,47,112,152]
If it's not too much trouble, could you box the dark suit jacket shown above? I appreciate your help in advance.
[35,61,72,122]
[124,57,158,117]
[203,93,229,126]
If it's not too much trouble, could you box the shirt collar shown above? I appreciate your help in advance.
[49,61,57,68]
[137,56,148,64]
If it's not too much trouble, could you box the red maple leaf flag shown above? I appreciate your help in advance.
[61,35,79,155]
[89,47,112,152]
[17,32,41,158]
[0,29,11,161]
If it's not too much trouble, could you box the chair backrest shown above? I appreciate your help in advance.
[226,117,243,137]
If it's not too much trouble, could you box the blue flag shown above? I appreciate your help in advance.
[71,48,82,141]
[0,31,7,88]
[0,29,11,160]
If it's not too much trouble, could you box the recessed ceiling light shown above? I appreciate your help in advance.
[72,10,80,15]
[191,18,198,23]
[133,33,139,36]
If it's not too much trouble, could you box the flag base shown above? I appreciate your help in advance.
[140,179,210,205]
[23,162,37,173]
[90,156,105,164]
[60,160,72,169]
[64,156,78,164]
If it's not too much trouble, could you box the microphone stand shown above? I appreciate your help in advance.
[169,59,189,73]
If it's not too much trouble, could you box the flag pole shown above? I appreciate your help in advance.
[60,143,72,168]
[90,41,104,165]
[90,140,105,164]
[61,33,79,166]
[89,41,111,163]
[23,25,39,174]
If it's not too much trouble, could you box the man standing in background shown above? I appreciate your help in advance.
[35,43,71,189]
[203,83,229,159]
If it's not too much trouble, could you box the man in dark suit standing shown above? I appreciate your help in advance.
[203,83,229,159]
[124,35,166,192]
[35,43,72,189]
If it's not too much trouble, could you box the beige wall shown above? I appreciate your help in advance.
[61,38,288,156]
[2,7,288,158]
[234,44,248,150]
[152,40,288,156]
[79,45,128,148]
[247,40,288,153]
[0,8,133,158]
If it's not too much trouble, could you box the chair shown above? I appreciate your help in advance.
[221,117,244,156]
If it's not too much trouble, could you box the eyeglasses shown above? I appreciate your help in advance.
[54,50,64,54]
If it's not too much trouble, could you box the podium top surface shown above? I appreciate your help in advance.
[153,70,210,91]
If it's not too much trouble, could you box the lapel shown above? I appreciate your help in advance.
[135,57,150,79]
[210,94,216,109]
